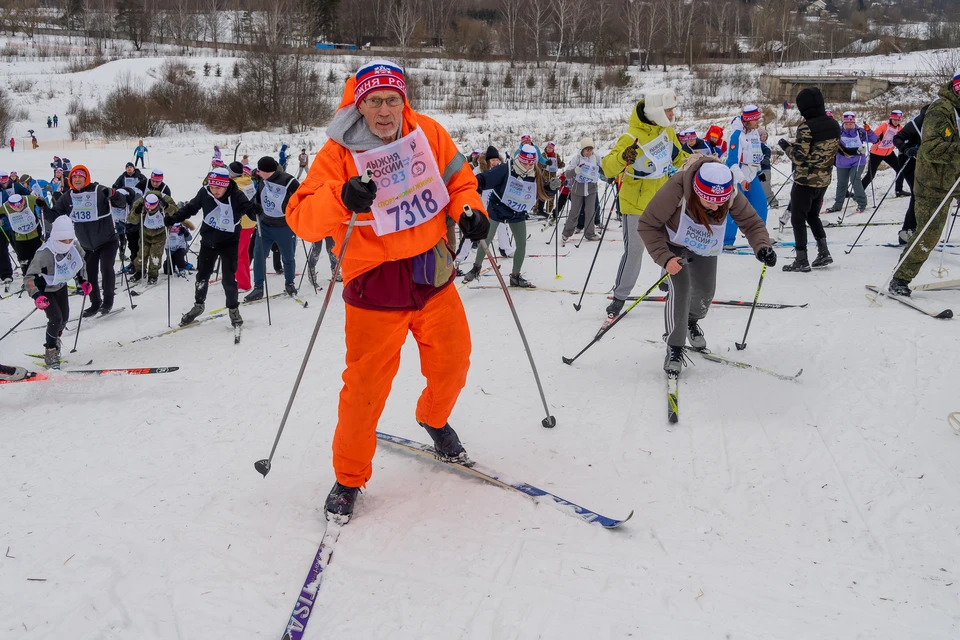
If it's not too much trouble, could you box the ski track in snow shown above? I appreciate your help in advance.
[2,62,960,639]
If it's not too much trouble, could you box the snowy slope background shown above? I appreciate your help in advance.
[2,40,960,639]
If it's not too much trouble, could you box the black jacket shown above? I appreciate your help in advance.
[49,183,123,251]
[893,105,928,155]
[113,170,147,193]
[169,181,254,246]
[255,171,300,229]
[138,178,172,199]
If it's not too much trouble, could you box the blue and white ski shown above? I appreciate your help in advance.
[281,522,341,640]
[376,431,633,529]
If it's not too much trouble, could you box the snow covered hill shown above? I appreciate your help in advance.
[2,45,960,640]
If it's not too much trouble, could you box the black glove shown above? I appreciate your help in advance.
[906,146,918,158]
[459,208,490,242]
[777,139,791,151]
[757,246,777,267]
[341,176,377,213]
[757,172,767,183]
[622,143,639,164]
[34,198,48,209]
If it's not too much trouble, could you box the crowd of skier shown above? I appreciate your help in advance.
[2,59,959,523]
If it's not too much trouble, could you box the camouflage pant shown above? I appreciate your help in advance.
[895,192,958,282]
[133,232,166,279]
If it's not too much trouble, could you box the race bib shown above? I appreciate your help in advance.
[576,163,600,184]
[746,130,764,165]
[70,191,98,223]
[546,157,558,173]
[166,230,187,252]
[879,126,897,150]
[239,182,257,200]
[840,134,863,151]
[352,127,450,236]
[5,206,38,235]
[632,132,673,180]
[668,203,725,257]
[112,206,128,225]
[123,177,139,189]
[502,175,537,213]
[42,245,84,285]
[143,210,165,230]
[260,180,288,218]
[203,199,236,232]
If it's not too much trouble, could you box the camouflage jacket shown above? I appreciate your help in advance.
[784,121,840,189]
[915,82,960,199]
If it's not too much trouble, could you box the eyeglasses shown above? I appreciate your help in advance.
[363,96,403,108]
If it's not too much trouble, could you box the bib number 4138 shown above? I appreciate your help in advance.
[385,189,440,232]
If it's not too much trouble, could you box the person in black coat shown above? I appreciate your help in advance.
[165,167,254,327]
[244,156,300,301]
[893,105,928,244]
[50,165,126,316]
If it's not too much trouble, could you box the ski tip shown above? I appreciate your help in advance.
[603,510,634,529]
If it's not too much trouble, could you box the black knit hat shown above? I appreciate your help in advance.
[258,156,279,172]
[485,146,499,162]
[228,161,244,178]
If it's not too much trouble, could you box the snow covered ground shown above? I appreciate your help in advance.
[2,50,960,640]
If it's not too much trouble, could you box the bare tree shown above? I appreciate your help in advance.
[203,0,224,52]
[387,0,421,60]
[524,0,551,62]
[499,0,523,62]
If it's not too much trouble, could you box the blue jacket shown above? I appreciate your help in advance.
[134,145,147,157]
[476,163,536,223]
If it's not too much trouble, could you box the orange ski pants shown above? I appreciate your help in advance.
[334,284,471,487]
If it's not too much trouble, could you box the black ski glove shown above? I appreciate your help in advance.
[459,207,490,242]
[777,139,791,151]
[906,146,918,158]
[341,176,377,213]
[34,198,47,210]
[757,172,767,183]
[757,246,777,267]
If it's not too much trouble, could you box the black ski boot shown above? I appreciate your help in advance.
[98,302,113,316]
[284,282,297,296]
[324,481,360,524]
[606,297,625,317]
[180,303,204,326]
[147,276,158,285]
[888,277,912,297]
[244,286,264,302]
[229,308,243,327]
[811,238,833,268]
[782,250,811,273]
[82,304,101,318]
[419,421,470,464]
[462,264,481,282]
[687,319,706,351]
[509,273,534,288]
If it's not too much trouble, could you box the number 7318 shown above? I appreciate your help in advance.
[386,189,439,231]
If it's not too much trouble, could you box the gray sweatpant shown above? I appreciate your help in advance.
[612,214,644,300]
[833,164,867,211]
[562,191,598,238]
[664,253,718,347]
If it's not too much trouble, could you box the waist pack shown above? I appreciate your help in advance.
[412,238,454,287]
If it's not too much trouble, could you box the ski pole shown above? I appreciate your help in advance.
[255,217,272,325]
[297,239,312,293]
[932,201,960,278]
[573,181,620,311]
[845,157,912,255]
[871,171,960,304]
[465,205,556,429]
[574,180,609,250]
[121,247,137,310]
[0,306,37,343]
[562,268,675,366]
[255,169,372,478]
[837,180,852,226]
[769,170,794,204]
[70,293,87,353]
[735,264,767,351]
[164,228,172,327]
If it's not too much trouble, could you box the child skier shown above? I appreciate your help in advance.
[127,192,177,285]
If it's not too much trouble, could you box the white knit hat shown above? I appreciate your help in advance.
[49,216,76,254]
[580,137,595,150]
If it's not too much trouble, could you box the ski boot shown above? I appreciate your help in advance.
[824,205,842,213]
[284,282,297,297]
[663,344,691,376]
[229,308,243,327]
[898,229,914,245]
[687,319,707,351]
[462,264,481,283]
[509,273,534,288]
[419,421,470,464]
[307,265,319,290]
[147,276,158,285]
[98,302,113,316]
[324,481,360,524]
[180,303,205,326]
[811,238,833,268]
[82,304,101,318]
[888,277,912,297]
[0,366,27,382]
[129,271,143,284]
[44,347,60,370]
[782,250,811,273]
[606,297,625,318]
[244,286,264,302]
